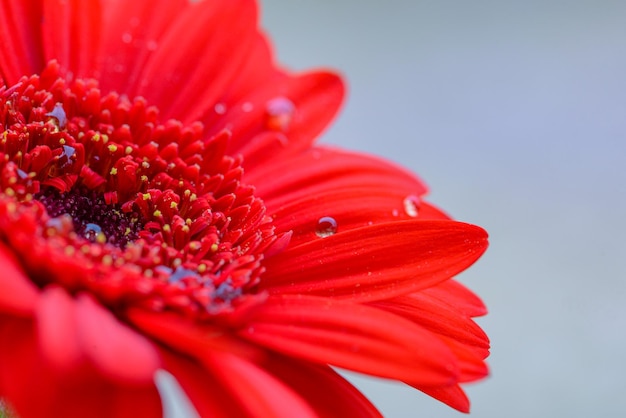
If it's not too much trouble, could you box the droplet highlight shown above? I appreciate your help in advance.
[316,216,337,238]
[403,195,421,217]
[83,223,107,244]
[265,97,295,132]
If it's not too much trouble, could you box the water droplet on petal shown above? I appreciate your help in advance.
[121,32,133,44]
[403,195,421,217]
[46,214,74,235]
[84,223,106,243]
[265,97,295,132]
[241,102,254,112]
[46,104,67,128]
[146,40,158,51]
[391,209,399,217]
[169,267,201,283]
[214,103,227,115]
[316,216,337,238]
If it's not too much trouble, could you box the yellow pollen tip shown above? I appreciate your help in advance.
[142,161,150,169]
[210,243,219,252]
[198,264,207,273]
[153,210,162,217]
[59,138,66,145]
[64,246,76,256]
[162,224,171,232]
[91,133,101,142]
[102,254,113,266]
[140,175,148,182]
[125,146,133,155]
[96,232,107,244]
[170,202,178,209]
[108,144,118,152]
[110,167,118,175]
[142,193,151,200]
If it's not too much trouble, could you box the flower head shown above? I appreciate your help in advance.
[0,1,489,417]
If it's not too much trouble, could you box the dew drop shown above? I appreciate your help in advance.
[46,214,74,235]
[391,209,399,217]
[316,216,337,238]
[84,223,106,243]
[265,97,295,132]
[214,103,227,115]
[146,40,158,51]
[121,32,133,44]
[241,102,254,112]
[403,195,421,217]
[46,104,67,128]
[169,267,201,283]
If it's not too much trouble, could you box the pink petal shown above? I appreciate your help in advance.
[240,294,459,385]
[0,245,39,315]
[261,220,488,302]
[75,294,161,384]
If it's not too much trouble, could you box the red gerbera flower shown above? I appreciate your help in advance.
[0,1,489,417]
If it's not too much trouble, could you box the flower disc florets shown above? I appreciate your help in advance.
[0,61,282,320]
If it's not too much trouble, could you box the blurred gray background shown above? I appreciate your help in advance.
[259,1,626,417]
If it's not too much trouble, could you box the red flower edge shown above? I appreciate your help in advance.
[0,1,490,417]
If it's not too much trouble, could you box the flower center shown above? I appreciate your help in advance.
[0,61,284,319]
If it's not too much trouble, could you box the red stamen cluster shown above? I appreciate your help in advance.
[0,61,284,319]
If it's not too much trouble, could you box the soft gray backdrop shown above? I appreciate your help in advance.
[259,1,626,417]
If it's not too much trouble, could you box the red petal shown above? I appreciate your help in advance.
[372,293,490,351]
[261,220,488,302]
[423,279,488,317]
[0,245,39,315]
[36,286,82,372]
[0,315,162,418]
[240,294,459,385]
[0,0,44,84]
[409,384,471,413]
[161,350,245,418]
[264,354,383,418]
[75,294,161,384]
[217,71,345,160]
[206,352,318,418]
[41,0,101,76]
[244,147,441,246]
[97,0,188,94]
[134,0,258,121]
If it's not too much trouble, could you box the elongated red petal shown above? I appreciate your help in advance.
[75,294,161,384]
[134,0,257,121]
[261,220,488,302]
[0,0,44,84]
[0,246,39,315]
[264,354,383,418]
[0,315,162,418]
[244,147,444,246]
[97,0,187,94]
[423,279,488,317]
[409,384,471,413]
[41,0,101,76]
[240,294,459,385]
[205,352,318,418]
[36,286,82,372]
